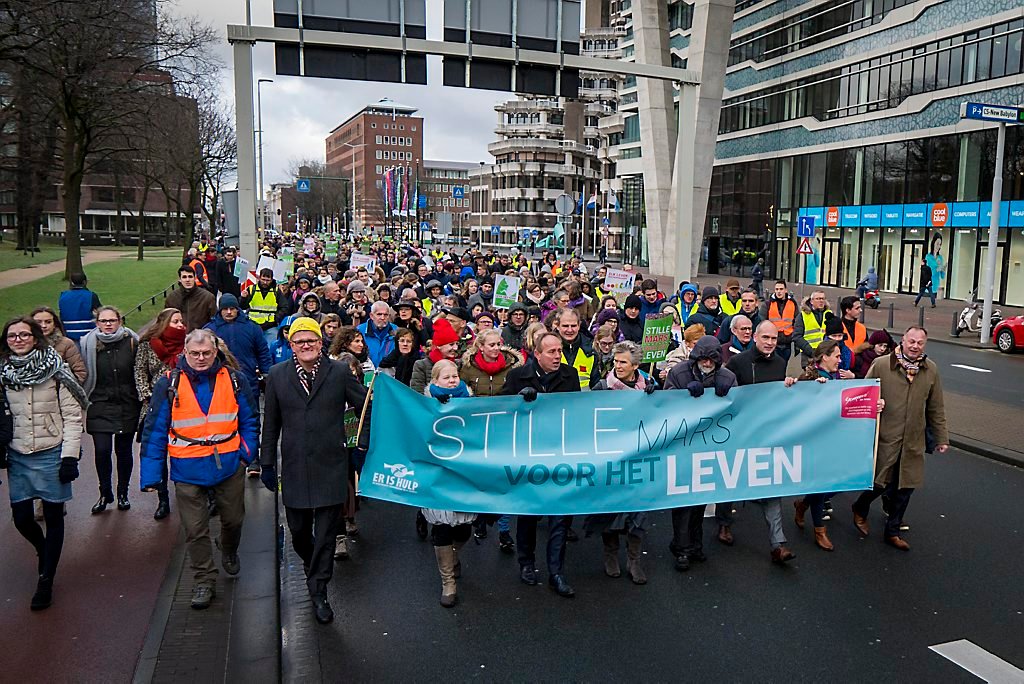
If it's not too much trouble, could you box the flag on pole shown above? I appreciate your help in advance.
[586,193,599,211]
[608,188,620,212]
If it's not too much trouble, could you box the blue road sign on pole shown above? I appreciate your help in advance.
[452,186,465,199]
[797,216,816,238]
[420,222,430,232]
[602,217,611,225]
[491,225,500,236]
[531,229,538,237]
[960,102,1024,123]
[418,195,427,209]
[296,179,311,193]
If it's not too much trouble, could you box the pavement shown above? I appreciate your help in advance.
[280,447,1024,681]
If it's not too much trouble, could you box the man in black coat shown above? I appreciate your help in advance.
[723,320,798,564]
[259,317,370,624]
[500,332,580,597]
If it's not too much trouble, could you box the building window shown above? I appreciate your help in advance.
[376,150,382,159]
[376,165,383,174]
[375,135,382,144]
[371,123,376,128]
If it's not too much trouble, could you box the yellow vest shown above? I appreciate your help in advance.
[246,288,278,326]
[801,308,832,349]
[421,298,433,317]
[561,345,594,390]
[719,294,742,317]
[677,300,699,319]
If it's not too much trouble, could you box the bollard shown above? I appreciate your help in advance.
[860,304,866,325]
[950,310,960,337]
[918,305,925,327]
[887,302,895,329]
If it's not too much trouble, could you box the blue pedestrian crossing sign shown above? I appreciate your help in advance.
[602,217,610,225]
[452,186,465,199]
[296,179,311,193]
[531,229,538,237]
[797,216,816,238]
[491,225,500,236]
[420,222,430,232]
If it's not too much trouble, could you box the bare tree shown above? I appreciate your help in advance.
[197,97,237,233]
[287,158,350,233]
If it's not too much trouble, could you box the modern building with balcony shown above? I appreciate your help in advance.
[615,0,1024,305]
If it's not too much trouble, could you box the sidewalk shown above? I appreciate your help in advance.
[0,249,137,289]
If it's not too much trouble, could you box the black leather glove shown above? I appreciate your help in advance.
[714,375,732,397]
[260,465,278,493]
[58,458,79,484]
[644,380,657,395]
[686,380,705,398]
[519,387,538,402]
[436,393,450,404]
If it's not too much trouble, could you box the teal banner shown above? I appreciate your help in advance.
[362,375,880,516]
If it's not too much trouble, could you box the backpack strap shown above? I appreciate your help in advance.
[166,368,182,407]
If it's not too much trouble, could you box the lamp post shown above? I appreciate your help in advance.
[256,78,273,236]
[339,142,365,239]
[477,161,486,250]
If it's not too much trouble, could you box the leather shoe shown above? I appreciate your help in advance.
[548,574,575,598]
[793,499,808,530]
[91,493,113,515]
[770,546,796,564]
[852,507,870,536]
[717,525,734,546]
[674,554,690,572]
[519,564,538,586]
[313,595,334,624]
[885,535,910,551]
[117,494,131,511]
[153,499,170,520]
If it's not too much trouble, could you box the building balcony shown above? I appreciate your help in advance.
[495,122,563,137]
[582,47,623,59]
[585,101,614,116]
[582,26,627,39]
[598,112,625,134]
[488,138,564,156]
[496,98,562,113]
[578,86,619,101]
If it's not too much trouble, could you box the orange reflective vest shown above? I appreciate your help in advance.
[843,319,867,358]
[167,368,241,460]
[767,299,797,337]
[188,258,209,287]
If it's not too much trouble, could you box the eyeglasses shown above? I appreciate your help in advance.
[186,350,215,359]
[291,338,320,348]
[6,332,33,341]
[97,318,120,325]
[737,326,753,332]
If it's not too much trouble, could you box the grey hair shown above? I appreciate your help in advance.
[730,314,752,332]
[370,300,391,314]
[612,340,642,366]
[184,328,218,348]
[755,320,779,336]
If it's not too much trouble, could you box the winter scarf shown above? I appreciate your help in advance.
[379,346,420,386]
[428,381,471,400]
[893,344,922,383]
[813,365,841,380]
[150,326,187,368]
[428,346,452,364]
[1,346,89,408]
[730,335,754,354]
[473,350,507,376]
[604,369,647,392]
[80,326,138,398]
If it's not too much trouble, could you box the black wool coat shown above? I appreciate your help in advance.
[260,359,369,509]
[500,360,581,395]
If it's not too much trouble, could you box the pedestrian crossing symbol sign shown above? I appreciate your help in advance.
[796,236,814,255]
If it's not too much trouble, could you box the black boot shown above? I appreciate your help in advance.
[153,493,170,521]
[30,576,53,611]
[117,493,131,511]
[91,492,113,515]
[415,510,428,541]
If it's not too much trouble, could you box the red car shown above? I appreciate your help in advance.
[992,315,1024,353]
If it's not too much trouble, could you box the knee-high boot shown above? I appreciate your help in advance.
[434,546,458,608]
[626,534,647,585]
[452,538,466,579]
[602,533,621,577]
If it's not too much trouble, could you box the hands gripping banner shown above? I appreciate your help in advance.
[361,375,880,516]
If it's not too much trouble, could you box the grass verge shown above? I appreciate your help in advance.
[0,241,67,272]
[0,253,181,327]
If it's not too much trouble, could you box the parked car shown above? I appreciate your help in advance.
[992,315,1024,353]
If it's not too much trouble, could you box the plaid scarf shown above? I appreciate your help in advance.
[1,346,89,408]
[294,357,321,395]
[893,344,922,383]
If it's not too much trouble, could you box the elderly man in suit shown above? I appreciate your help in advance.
[259,317,370,625]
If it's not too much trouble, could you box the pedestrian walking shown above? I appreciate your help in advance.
[913,258,936,308]
[57,272,101,345]
[165,265,217,331]
[501,331,581,598]
[140,328,260,610]
[587,341,657,585]
[80,306,141,514]
[852,326,948,550]
[259,317,371,624]
[0,316,87,610]
[31,307,87,382]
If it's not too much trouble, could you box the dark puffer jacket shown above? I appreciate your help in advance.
[87,336,142,434]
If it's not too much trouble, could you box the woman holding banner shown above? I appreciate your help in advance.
[587,341,657,585]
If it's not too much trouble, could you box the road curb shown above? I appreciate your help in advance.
[133,526,186,684]
[950,433,1024,469]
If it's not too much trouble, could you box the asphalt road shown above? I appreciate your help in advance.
[921,340,1024,408]
[284,447,1023,682]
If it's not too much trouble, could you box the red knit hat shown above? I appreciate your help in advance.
[431,318,459,347]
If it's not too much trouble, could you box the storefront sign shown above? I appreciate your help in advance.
[840,206,861,227]
[950,202,980,227]
[930,203,949,227]
[981,202,1011,227]
[903,204,928,227]
[860,206,881,227]
[361,375,879,516]
[825,206,840,227]
[881,206,903,226]
[1009,201,1024,227]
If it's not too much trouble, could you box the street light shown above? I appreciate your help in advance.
[256,78,273,234]
[339,142,365,238]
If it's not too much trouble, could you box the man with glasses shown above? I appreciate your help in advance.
[259,317,371,625]
[141,329,260,610]
[794,290,832,367]
[165,265,217,331]
[720,315,754,363]
[718,289,763,345]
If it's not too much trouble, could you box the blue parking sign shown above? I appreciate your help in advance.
[797,216,816,238]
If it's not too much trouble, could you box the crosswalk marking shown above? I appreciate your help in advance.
[951,364,992,373]
[929,640,1024,682]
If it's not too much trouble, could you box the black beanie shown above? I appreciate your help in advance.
[625,294,643,310]
[824,312,844,337]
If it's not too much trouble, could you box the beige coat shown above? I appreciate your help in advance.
[866,352,948,489]
[7,377,84,461]
[51,333,88,383]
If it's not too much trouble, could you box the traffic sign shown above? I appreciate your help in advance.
[554,193,575,216]
[797,216,816,238]
[602,217,610,225]
[420,222,430,232]
[531,229,538,237]
[418,195,427,209]
[796,237,814,255]
[491,225,500,236]
[296,179,311,193]
[452,186,465,199]
[960,102,1024,123]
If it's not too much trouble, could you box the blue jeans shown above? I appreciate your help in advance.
[914,285,935,306]
[497,514,511,533]
[516,515,572,575]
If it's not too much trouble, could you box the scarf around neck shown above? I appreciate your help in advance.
[428,381,471,400]
[1,346,89,408]
[473,350,507,376]
[893,345,922,383]
[605,369,646,391]
[150,326,187,368]
[80,326,138,398]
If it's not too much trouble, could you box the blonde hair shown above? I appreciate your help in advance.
[430,359,459,382]
[524,322,549,353]
[469,328,502,355]
[683,323,706,345]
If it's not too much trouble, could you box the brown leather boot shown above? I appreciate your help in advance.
[885,535,910,551]
[793,500,808,530]
[717,525,734,546]
[602,533,621,578]
[434,546,458,607]
[813,526,834,551]
[625,534,647,585]
[852,505,870,536]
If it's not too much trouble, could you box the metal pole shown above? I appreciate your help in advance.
[231,40,258,262]
[980,122,1005,344]
[256,79,272,240]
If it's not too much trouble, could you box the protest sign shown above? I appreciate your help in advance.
[232,256,250,280]
[279,249,294,277]
[361,375,879,516]
[255,255,276,276]
[604,268,636,295]
[343,409,360,448]
[350,252,377,272]
[641,313,674,363]
[493,275,520,309]
[325,241,338,259]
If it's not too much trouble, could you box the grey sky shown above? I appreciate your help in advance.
[170,0,506,186]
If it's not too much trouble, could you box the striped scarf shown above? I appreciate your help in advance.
[0,346,89,408]
[893,345,921,383]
